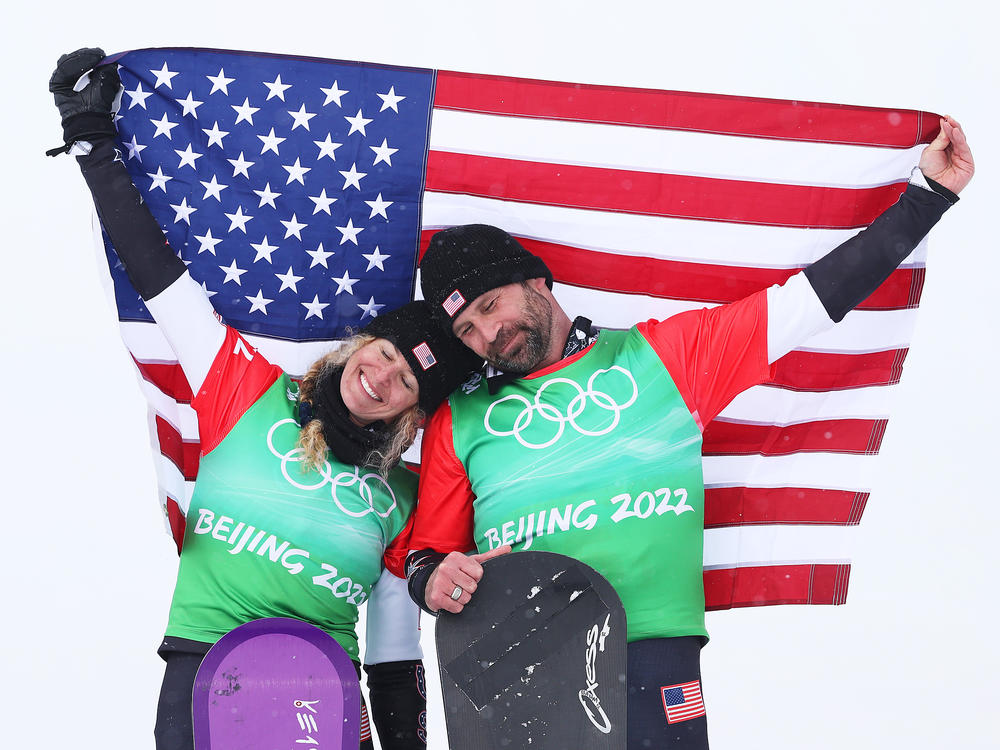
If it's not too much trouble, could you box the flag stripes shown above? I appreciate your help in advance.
[432,71,937,148]
[704,487,869,527]
[704,563,852,609]
[425,152,908,228]
[419,229,925,309]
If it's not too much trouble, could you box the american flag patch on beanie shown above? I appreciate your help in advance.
[442,289,465,317]
[412,342,437,370]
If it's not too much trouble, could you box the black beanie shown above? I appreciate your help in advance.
[360,300,482,412]
[420,224,552,328]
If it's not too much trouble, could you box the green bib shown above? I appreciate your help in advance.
[166,375,417,659]
[450,329,707,641]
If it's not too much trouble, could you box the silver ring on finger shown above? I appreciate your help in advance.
[450,585,463,601]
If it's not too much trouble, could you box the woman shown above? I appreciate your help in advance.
[49,48,479,750]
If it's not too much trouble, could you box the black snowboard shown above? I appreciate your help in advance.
[435,551,627,749]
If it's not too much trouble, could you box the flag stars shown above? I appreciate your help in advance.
[207,68,236,95]
[250,236,279,263]
[194,228,223,255]
[232,98,260,125]
[253,182,282,209]
[224,206,253,233]
[336,218,364,245]
[245,289,273,314]
[202,121,230,148]
[344,109,373,136]
[305,243,334,268]
[149,63,179,89]
[125,82,153,110]
[332,270,359,295]
[257,127,286,155]
[377,86,405,113]
[169,197,197,224]
[275,266,304,293]
[308,189,337,215]
[362,246,390,272]
[339,163,367,190]
[175,143,204,170]
[228,151,255,178]
[288,104,317,131]
[147,166,172,192]
[320,80,348,106]
[177,91,204,118]
[263,74,292,101]
[151,113,179,139]
[200,175,229,202]
[357,296,385,320]
[124,134,147,162]
[370,138,398,166]
[280,213,308,240]
[313,134,342,161]
[364,193,393,220]
[219,259,248,285]
[301,294,329,320]
[282,158,311,185]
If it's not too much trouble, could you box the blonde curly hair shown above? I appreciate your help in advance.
[296,333,424,476]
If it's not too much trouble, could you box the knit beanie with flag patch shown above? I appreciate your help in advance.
[420,224,553,327]
[360,300,482,412]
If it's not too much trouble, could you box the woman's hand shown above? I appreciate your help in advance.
[48,48,120,152]
[425,545,512,614]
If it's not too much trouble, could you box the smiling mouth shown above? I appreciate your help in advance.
[494,327,522,357]
[360,372,383,402]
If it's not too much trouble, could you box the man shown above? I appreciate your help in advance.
[404,118,973,749]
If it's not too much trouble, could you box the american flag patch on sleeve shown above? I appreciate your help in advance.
[412,341,437,370]
[660,680,706,724]
[442,289,465,317]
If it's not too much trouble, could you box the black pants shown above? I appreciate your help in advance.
[627,637,709,750]
[153,650,375,750]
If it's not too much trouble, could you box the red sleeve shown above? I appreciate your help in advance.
[191,326,283,454]
[408,401,477,554]
[636,289,774,431]
[383,514,415,578]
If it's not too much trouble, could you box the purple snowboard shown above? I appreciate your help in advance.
[193,618,360,750]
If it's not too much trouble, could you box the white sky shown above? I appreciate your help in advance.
[2,2,997,748]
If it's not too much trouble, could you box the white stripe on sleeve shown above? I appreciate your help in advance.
[144,271,227,394]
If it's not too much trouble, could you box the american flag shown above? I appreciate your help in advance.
[661,680,707,724]
[95,47,937,608]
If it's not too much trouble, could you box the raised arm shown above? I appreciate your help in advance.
[49,48,224,393]
[768,118,973,362]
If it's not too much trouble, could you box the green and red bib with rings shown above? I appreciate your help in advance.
[449,328,708,642]
[166,329,417,659]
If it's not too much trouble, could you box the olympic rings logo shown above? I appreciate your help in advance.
[484,366,638,450]
[266,418,397,518]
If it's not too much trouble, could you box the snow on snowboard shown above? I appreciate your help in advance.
[192,617,360,749]
[435,551,627,749]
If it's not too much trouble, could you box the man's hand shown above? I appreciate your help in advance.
[919,116,974,195]
[425,545,512,614]
[48,47,120,151]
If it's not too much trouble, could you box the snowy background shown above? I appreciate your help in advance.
[2,1,997,747]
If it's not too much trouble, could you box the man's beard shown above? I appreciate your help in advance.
[487,286,553,374]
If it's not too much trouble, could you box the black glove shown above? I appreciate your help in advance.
[47,47,119,155]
